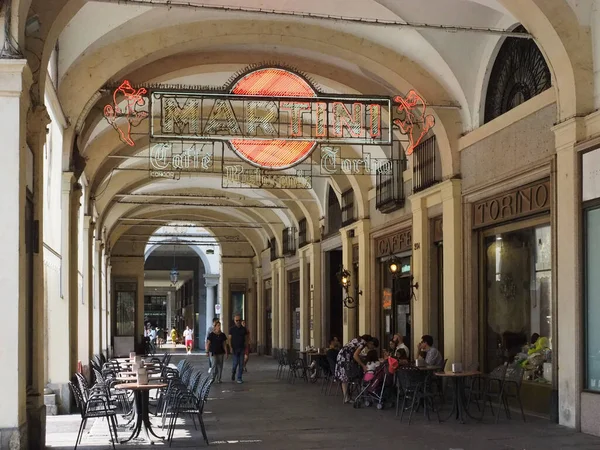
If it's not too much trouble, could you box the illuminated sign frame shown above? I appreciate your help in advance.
[103,64,435,174]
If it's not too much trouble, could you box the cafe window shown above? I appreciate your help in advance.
[341,189,356,227]
[298,218,308,247]
[283,227,297,256]
[585,205,600,391]
[481,219,552,384]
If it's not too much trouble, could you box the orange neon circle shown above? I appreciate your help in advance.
[230,68,317,170]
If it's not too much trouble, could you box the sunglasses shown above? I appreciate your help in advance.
[235,320,241,323]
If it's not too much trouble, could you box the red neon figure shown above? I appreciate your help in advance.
[393,90,435,155]
[103,80,148,147]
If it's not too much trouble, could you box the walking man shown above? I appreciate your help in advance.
[206,321,228,383]
[206,317,219,369]
[183,326,193,355]
[228,315,247,383]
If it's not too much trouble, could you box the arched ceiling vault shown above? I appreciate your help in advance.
[11,0,594,258]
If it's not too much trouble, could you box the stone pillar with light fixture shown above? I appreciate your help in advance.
[410,195,430,355]
[356,219,371,336]
[340,228,357,343]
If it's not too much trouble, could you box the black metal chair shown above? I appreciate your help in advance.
[396,367,440,424]
[68,380,118,450]
[501,363,526,422]
[288,358,309,384]
[476,362,509,423]
[166,375,214,446]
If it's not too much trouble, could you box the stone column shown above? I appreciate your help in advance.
[552,118,586,430]
[299,251,310,350]
[355,219,371,336]
[255,267,264,354]
[204,274,219,345]
[68,182,82,374]
[105,257,112,356]
[80,216,93,366]
[411,196,430,354]
[441,179,463,366]
[270,259,282,351]
[340,228,356,343]
[27,87,52,450]
[95,239,104,355]
[308,243,323,348]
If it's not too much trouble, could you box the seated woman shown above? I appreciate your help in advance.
[395,348,410,366]
[309,338,340,379]
[363,350,381,382]
[335,335,379,403]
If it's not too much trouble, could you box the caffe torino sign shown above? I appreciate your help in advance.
[103,66,435,187]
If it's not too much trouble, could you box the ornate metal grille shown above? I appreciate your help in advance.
[326,187,342,235]
[413,135,439,193]
[283,227,297,256]
[298,218,308,248]
[269,237,277,261]
[484,25,551,123]
[341,189,356,227]
[376,159,406,213]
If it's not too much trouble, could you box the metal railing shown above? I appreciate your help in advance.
[376,159,405,213]
[413,135,439,193]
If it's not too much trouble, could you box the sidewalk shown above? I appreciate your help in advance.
[46,356,600,449]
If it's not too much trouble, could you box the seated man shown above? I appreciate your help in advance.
[390,333,410,359]
[419,335,444,367]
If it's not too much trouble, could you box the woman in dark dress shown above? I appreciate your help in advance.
[335,334,378,403]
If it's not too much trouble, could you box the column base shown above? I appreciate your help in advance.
[0,423,27,449]
[47,383,72,414]
[26,403,46,450]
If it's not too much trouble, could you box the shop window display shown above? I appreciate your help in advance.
[484,223,552,384]
[585,207,600,392]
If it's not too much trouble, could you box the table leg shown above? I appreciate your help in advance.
[441,378,460,422]
[120,391,143,443]
[140,390,164,444]
[455,378,466,424]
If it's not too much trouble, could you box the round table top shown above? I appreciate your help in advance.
[114,382,167,390]
[416,365,442,371]
[436,370,481,377]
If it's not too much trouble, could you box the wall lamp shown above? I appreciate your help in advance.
[336,266,360,309]
[387,256,419,301]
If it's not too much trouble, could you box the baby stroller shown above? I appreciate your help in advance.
[353,359,394,410]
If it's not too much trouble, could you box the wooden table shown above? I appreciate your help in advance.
[114,382,167,445]
[436,371,481,424]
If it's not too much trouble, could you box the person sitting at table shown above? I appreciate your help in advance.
[390,333,410,359]
[395,347,410,366]
[418,335,444,367]
[309,338,340,379]
[331,336,341,351]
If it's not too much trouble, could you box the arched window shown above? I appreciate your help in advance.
[484,25,551,123]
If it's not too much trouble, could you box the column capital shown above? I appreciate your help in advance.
[61,172,75,193]
[552,117,586,151]
[440,178,462,202]
[0,59,30,97]
[83,215,95,231]
[204,274,219,287]
[27,105,50,137]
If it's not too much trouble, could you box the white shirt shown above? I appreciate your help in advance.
[395,343,410,358]
[183,329,193,341]
[366,361,381,372]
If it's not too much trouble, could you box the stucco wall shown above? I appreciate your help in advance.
[460,104,557,192]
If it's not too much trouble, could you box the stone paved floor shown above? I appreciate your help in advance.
[46,356,600,449]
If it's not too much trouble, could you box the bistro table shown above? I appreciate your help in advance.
[436,371,481,424]
[114,382,167,445]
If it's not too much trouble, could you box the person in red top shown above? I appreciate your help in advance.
[241,320,251,373]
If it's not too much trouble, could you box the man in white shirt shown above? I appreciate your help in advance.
[183,326,194,355]
[391,334,410,358]
[419,335,444,368]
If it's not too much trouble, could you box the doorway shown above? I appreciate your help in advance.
[328,250,343,343]
[289,274,300,350]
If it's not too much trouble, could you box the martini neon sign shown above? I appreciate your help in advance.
[104,66,434,170]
